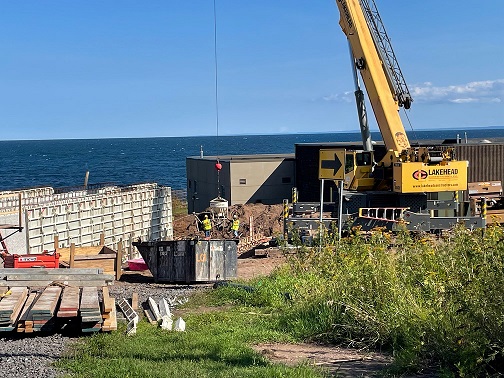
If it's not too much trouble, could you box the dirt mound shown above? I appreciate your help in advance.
[172,203,284,240]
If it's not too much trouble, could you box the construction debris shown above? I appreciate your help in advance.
[117,297,138,336]
[174,317,186,332]
[158,298,173,331]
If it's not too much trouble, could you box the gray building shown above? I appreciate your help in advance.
[186,154,295,213]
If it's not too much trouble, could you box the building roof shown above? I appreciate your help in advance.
[187,153,295,162]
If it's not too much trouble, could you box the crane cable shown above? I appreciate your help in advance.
[402,108,420,147]
[213,0,222,197]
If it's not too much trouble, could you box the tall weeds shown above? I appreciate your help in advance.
[223,224,504,376]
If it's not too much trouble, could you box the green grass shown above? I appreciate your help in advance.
[56,308,325,378]
[172,196,188,217]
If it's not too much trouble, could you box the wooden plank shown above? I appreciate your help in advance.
[0,280,107,288]
[102,286,113,313]
[30,286,62,317]
[0,287,29,325]
[102,298,117,331]
[69,243,75,268]
[58,286,80,315]
[74,254,117,261]
[6,274,115,281]
[131,292,139,311]
[0,268,103,275]
[57,310,78,317]
[17,292,39,330]
[72,259,115,272]
[0,280,108,287]
[116,241,123,281]
[57,245,103,263]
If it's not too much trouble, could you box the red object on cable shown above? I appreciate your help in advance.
[215,162,222,171]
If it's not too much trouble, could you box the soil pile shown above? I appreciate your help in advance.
[172,203,284,241]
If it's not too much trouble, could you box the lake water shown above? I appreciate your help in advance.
[1,128,503,192]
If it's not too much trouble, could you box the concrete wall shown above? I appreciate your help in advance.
[0,183,173,257]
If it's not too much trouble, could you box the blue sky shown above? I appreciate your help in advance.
[0,0,503,140]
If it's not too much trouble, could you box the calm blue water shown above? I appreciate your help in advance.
[1,128,503,192]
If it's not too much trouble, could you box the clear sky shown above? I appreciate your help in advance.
[0,0,503,140]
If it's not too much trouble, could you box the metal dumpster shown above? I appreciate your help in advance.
[133,239,238,283]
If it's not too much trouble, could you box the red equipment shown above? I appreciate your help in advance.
[2,251,60,268]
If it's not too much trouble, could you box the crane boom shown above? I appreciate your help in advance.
[335,0,410,152]
[333,0,469,195]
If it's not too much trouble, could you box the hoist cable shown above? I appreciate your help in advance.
[213,0,220,147]
[213,0,221,197]
[402,108,419,147]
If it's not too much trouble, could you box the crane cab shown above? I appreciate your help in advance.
[343,150,375,191]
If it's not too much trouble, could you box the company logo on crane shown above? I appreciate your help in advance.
[412,168,459,180]
[412,170,428,180]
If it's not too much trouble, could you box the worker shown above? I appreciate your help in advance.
[231,215,240,238]
[202,215,212,239]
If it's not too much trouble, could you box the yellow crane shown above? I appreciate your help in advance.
[334,0,468,194]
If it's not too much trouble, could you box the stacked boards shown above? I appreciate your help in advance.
[0,284,117,334]
[0,287,29,331]
[80,287,102,333]
[101,287,117,332]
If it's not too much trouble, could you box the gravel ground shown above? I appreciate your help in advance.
[0,275,207,378]
[0,333,74,378]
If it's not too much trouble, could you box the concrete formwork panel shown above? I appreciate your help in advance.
[0,183,173,256]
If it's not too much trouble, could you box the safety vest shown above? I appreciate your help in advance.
[231,219,240,231]
[202,218,211,231]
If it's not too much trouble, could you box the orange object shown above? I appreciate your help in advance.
[3,252,60,268]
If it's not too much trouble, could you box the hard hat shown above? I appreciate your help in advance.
[204,215,208,218]
[233,215,237,219]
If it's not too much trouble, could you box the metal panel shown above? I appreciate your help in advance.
[453,144,504,183]
[194,241,210,281]
[209,241,224,281]
[157,241,188,282]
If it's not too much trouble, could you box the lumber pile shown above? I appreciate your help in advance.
[0,284,118,334]
[0,267,114,287]
[0,287,28,331]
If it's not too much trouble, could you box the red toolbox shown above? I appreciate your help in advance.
[2,252,60,268]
